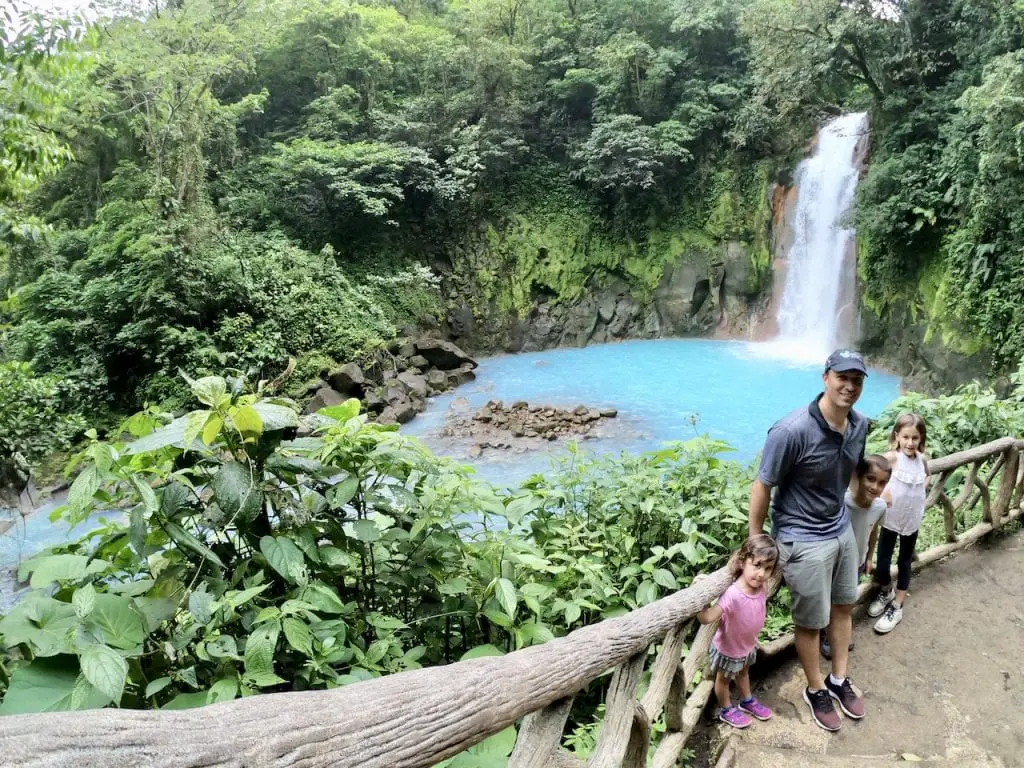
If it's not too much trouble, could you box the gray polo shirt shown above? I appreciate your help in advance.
[757,394,867,542]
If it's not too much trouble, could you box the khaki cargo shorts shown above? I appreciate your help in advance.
[777,524,859,630]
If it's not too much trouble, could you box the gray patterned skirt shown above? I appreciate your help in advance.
[708,645,757,679]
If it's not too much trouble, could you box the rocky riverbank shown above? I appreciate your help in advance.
[302,338,478,425]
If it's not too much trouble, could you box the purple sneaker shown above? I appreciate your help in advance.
[738,697,773,721]
[719,706,753,729]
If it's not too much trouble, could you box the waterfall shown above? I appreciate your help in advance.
[773,112,868,360]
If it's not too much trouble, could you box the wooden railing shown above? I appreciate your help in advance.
[1,438,1022,768]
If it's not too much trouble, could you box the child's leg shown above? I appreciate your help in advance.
[714,669,733,710]
[894,531,918,605]
[735,664,752,702]
[874,527,897,585]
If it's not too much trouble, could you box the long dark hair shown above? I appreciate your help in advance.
[730,534,779,579]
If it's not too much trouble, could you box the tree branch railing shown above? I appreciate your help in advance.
[1,439,1022,768]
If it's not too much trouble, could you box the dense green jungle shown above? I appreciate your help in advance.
[2,0,1024,760]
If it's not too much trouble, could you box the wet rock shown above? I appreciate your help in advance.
[304,387,345,414]
[385,384,407,405]
[364,388,386,414]
[414,338,477,370]
[448,302,475,339]
[327,362,366,396]
[397,372,428,399]
[425,369,448,392]
[393,399,419,424]
[468,444,483,459]
[599,408,618,418]
[304,379,329,396]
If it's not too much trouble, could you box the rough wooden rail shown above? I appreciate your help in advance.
[3,438,1021,768]
[0,562,743,768]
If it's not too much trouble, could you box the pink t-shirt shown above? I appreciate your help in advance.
[712,582,767,658]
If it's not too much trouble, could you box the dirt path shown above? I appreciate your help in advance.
[719,526,1024,766]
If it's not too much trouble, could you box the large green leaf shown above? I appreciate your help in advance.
[134,596,176,632]
[495,578,517,619]
[259,536,307,584]
[19,554,111,588]
[162,521,225,569]
[160,481,191,519]
[162,691,210,710]
[282,617,314,657]
[328,475,359,507]
[72,583,96,619]
[319,399,360,422]
[206,677,239,704]
[0,657,112,714]
[252,401,299,431]
[67,465,100,512]
[244,621,280,678]
[192,376,228,407]
[298,582,347,614]
[123,415,190,455]
[87,594,146,650]
[189,591,215,625]
[212,461,262,523]
[80,644,128,703]
[0,596,77,656]
[230,404,263,436]
[459,644,505,661]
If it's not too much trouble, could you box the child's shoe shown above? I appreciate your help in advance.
[820,633,854,659]
[867,584,895,618]
[719,706,753,729]
[874,601,903,634]
[738,697,773,721]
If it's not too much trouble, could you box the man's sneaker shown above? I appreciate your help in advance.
[719,706,752,729]
[738,697,773,721]
[803,687,841,731]
[867,585,895,618]
[825,676,865,719]
[874,601,903,634]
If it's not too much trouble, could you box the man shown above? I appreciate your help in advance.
[749,349,869,732]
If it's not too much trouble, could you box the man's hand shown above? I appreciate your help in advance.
[748,478,771,537]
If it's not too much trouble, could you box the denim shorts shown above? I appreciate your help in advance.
[778,524,859,630]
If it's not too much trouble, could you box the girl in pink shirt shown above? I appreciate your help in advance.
[698,534,778,728]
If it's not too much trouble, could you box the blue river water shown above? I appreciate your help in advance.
[0,497,120,612]
[402,339,902,486]
[1,339,900,608]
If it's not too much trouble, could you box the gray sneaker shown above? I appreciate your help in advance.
[867,585,894,618]
[874,601,903,634]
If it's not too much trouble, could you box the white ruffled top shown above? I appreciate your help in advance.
[883,451,928,536]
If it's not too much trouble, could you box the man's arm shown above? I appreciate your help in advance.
[751,425,794,538]
[749,478,772,537]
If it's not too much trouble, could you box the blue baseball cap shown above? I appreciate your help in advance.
[825,348,868,376]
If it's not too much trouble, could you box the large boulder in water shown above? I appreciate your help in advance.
[425,369,448,393]
[413,339,477,370]
[392,399,419,424]
[327,363,366,396]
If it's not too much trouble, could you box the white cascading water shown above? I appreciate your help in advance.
[772,112,868,361]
